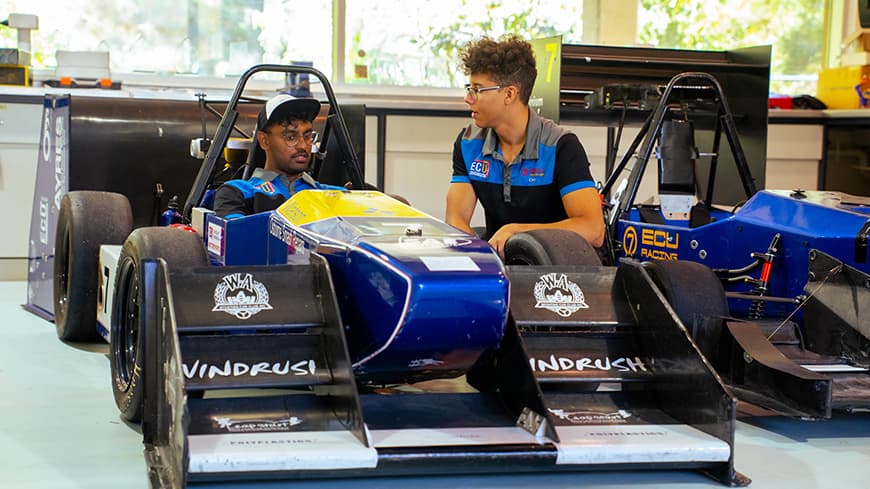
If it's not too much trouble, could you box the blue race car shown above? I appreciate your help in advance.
[596,72,870,418]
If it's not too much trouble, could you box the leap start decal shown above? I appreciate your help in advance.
[214,416,303,433]
[397,236,473,249]
[212,273,273,319]
[534,273,588,317]
[549,409,633,425]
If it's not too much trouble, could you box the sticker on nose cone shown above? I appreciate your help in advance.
[212,272,273,319]
[533,272,588,317]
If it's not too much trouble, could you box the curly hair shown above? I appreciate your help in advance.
[460,34,537,104]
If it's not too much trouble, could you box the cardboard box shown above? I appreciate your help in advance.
[0,48,30,65]
[816,65,870,109]
[0,64,28,86]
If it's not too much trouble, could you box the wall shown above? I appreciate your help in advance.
[0,101,43,280]
[368,115,824,225]
[0,99,827,281]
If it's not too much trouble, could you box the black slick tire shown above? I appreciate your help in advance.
[110,227,208,423]
[504,229,602,266]
[54,191,132,341]
[643,260,729,361]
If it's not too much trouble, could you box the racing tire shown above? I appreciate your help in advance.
[111,227,208,423]
[643,260,729,361]
[54,191,133,341]
[504,229,602,266]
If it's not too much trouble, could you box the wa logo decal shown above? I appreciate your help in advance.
[533,273,589,317]
[212,273,273,319]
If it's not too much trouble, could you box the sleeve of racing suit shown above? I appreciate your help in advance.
[213,183,248,219]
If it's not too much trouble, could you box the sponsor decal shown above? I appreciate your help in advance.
[214,416,303,433]
[41,107,51,163]
[269,219,304,254]
[469,158,491,179]
[622,226,638,256]
[420,255,480,272]
[182,359,316,380]
[521,167,545,177]
[38,196,50,245]
[549,408,632,425]
[641,228,679,254]
[533,273,588,317]
[641,248,679,260]
[528,355,649,373]
[229,438,314,446]
[397,236,473,249]
[586,430,666,437]
[624,226,680,260]
[363,206,391,215]
[207,222,223,255]
[53,114,66,210]
[212,273,273,319]
[281,201,307,222]
[257,181,276,194]
[408,358,445,368]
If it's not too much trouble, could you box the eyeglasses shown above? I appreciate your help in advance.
[464,84,502,101]
[265,129,317,145]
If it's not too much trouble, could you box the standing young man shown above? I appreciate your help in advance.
[445,35,604,257]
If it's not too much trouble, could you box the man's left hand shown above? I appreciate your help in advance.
[488,223,522,260]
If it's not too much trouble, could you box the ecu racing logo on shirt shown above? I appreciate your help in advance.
[257,181,276,194]
[469,159,490,179]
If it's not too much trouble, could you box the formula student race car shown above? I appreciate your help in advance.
[49,65,748,487]
[591,72,870,419]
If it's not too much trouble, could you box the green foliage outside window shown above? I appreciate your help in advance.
[638,0,824,94]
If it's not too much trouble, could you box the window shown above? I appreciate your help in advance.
[2,0,332,78]
[343,0,583,87]
[2,0,824,94]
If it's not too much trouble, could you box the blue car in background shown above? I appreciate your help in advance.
[597,72,870,419]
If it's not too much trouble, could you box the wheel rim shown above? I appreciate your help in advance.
[113,261,139,392]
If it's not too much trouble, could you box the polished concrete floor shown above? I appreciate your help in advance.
[1,280,868,489]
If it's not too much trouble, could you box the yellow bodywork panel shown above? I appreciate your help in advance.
[277,190,429,226]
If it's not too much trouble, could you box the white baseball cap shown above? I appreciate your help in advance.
[257,94,321,129]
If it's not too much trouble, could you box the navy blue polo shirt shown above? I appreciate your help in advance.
[450,108,595,239]
[213,169,342,219]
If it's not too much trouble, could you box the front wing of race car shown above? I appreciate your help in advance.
[137,258,744,488]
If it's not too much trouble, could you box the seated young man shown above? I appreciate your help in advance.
[214,94,340,219]
[445,36,605,258]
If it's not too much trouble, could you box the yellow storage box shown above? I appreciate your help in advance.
[816,65,870,109]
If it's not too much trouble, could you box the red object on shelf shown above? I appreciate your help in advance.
[768,94,793,109]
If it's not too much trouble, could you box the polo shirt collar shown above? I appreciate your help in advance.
[252,168,319,189]
[252,167,286,186]
[480,106,544,163]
